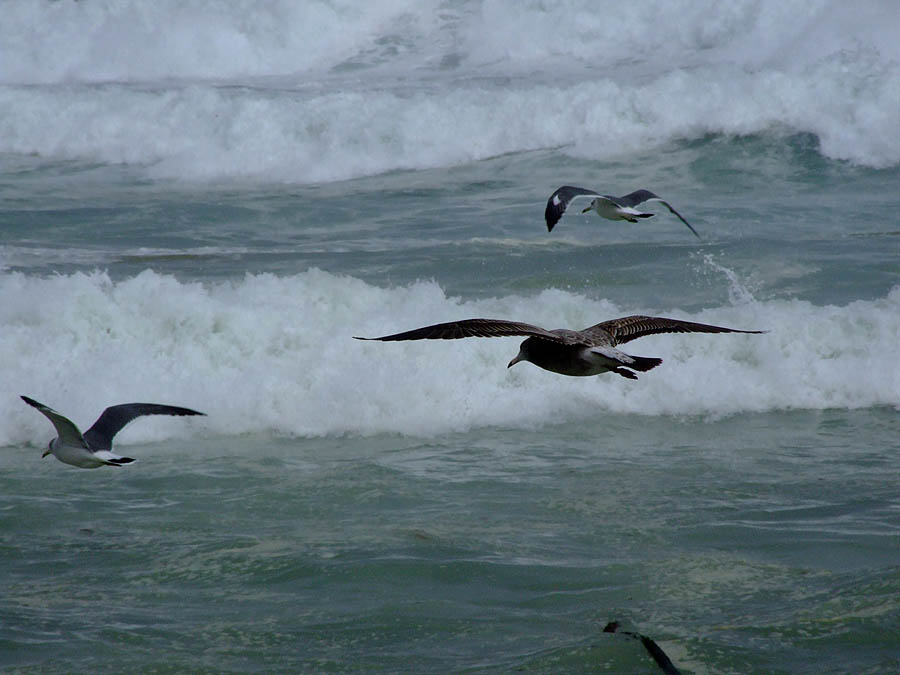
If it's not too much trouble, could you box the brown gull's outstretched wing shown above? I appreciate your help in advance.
[355,318,578,344]
[580,315,765,347]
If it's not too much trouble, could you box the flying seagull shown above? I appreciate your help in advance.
[544,186,700,238]
[355,315,763,379]
[21,395,205,469]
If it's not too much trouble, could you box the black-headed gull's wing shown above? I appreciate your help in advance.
[84,403,206,451]
[21,396,88,448]
[613,190,700,239]
[544,185,600,232]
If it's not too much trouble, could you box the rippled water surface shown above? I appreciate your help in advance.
[2,1,899,672]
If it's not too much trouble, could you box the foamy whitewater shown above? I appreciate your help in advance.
[3,1,900,180]
[2,2,899,673]
[2,269,899,444]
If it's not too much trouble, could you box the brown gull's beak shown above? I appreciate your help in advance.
[508,352,525,369]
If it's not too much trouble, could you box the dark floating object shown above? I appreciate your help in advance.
[355,315,764,379]
[545,185,700,238]
[21,395,205,469]
[603,621,682,675]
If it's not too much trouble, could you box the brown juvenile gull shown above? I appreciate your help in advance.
[544,185,700,238]
[354,315,763,379]
[21,395,205,469]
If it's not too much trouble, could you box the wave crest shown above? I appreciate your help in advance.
[3,269,898,443]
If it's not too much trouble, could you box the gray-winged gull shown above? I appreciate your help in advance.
[21,395,205,469]
[545,186,700,238]
[355,315,763,379]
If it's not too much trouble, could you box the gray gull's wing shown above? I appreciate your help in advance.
[611,189,701,239]
[21,396,89,448]
[544,186,600,232]
[84,403,206,451]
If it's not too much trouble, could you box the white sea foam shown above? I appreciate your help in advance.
[3,269,898,445]
[5,1,898,84]
[0,0,436,83]
[1,0,899,180]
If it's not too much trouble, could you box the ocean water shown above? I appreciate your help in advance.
[1,1,899,672]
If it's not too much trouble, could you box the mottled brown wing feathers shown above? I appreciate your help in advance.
[582,315,765,346]
[354,318,567,343]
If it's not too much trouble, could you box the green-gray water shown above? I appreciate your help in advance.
[3,2,900,672]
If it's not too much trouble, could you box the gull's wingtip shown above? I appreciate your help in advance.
[680,217,701,239]
[728,328,768,335]
[106,456,137,466]
[544,206,559,232]
[158,405,207,417]
[678,217,701,239]
[21,395,40,408]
